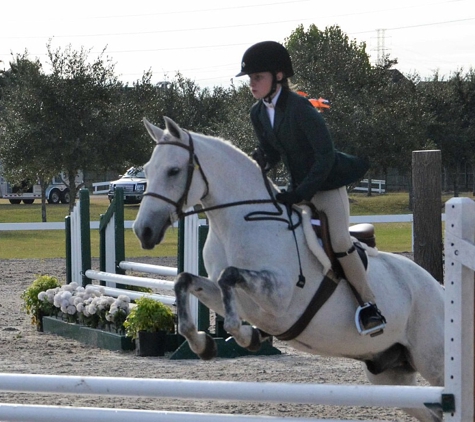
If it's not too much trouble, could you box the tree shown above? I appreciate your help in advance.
[43,42,131,210]
[420,69,475,195]
[0,54,60,221]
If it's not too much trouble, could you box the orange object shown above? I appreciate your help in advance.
[309,97,330,110]
[296,91,330,111]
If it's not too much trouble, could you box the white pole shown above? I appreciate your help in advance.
[119,261,178,276]
[0,403,359,422]
[87,285,175,306]
[444,197,475,421]
[85,270,174,291]
[104,213,116,281]
[70,200,81,285]
[184,212,199,326]
[0,373,442,409]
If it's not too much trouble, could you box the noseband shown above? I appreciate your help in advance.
[143,132,209,220]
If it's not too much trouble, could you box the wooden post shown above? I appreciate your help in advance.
[412,150,443,282]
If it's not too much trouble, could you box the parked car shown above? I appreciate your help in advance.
[108,167,147,204]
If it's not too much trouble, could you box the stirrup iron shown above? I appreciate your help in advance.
[355,302,386,337]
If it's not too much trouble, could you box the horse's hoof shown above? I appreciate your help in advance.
[246,328,262,352]
[198,334,218,360]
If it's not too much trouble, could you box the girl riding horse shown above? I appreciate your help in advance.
[236,41,386,335]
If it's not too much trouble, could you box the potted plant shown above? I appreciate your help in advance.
[21,275,61,331]
[124,296,175,356]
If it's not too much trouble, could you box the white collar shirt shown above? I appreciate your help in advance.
[263,87,281,128]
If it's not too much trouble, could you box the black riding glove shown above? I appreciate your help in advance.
[251,148,267,170]
[275,191,303,206]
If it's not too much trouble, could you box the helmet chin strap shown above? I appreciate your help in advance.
[264,72,279,103]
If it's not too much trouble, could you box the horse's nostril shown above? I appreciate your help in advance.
[142,226,153,241]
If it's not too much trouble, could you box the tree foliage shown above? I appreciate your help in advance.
[0,53,60,219]
[419,69,475,194]
[43,42,128,209]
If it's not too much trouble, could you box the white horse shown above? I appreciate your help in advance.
[133,117,444,422]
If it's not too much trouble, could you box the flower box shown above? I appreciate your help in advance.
[42,316,185,353]
[42,316,135,351]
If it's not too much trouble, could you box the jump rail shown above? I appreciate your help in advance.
[0,404,357,422]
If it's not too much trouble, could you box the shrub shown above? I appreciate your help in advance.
[124,296,175,340]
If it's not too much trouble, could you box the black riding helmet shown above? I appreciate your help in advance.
[236,41,294,78]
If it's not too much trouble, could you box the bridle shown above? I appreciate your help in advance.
[143,131,300,226]
[143,132,209,220]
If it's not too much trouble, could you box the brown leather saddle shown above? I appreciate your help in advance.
[305,203,376,279]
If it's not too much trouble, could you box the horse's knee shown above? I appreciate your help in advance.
[218,266,244,289]
[174,272,194,295]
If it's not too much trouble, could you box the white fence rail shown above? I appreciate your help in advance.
[0,214,445,231]
[353,179,386,194]
[0,220,176,231]
[92,181,110,195]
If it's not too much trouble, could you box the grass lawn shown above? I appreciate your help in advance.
[0,191,463,259]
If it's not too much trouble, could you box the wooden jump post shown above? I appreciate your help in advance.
[412,149,443,282]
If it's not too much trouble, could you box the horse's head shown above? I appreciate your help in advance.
[133,117,208,249]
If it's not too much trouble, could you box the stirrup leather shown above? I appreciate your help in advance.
[355,303,386,336]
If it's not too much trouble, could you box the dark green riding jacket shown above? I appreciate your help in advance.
[250,89,369,201]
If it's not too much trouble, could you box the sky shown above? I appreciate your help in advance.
[1,0,474,90]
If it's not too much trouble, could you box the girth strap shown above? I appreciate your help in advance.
[276,270,340,341]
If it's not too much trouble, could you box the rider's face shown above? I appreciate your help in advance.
[248,72,273,100]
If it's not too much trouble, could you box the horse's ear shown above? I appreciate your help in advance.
[143,118,164,143]
[163,116,184,140]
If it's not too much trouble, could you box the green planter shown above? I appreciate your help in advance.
[136,330,167,356]
[42,317,134,351]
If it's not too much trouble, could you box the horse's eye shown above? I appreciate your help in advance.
[168,167,180,177]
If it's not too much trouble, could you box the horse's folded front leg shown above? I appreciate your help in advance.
[174,272,217,360]
[218,266,275,352]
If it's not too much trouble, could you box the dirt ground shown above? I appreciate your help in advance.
[0,256,421,420]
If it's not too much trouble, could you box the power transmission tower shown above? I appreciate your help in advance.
[375,29,387,65]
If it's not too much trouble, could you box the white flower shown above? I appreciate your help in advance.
[66,305,76,315]
[85,285,96,294]
[117,295,131,304]
[60,291,72,300]
[86,304,97,315]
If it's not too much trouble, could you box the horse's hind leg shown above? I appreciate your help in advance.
[174,272,224,360]
[364,367,442,422]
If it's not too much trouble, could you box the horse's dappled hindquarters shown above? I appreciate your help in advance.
[133,117,445,422]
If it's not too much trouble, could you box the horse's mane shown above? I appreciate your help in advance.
[189,130,259,169]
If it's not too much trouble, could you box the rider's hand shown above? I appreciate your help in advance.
[275,191,302,205]
[251,148,267,169]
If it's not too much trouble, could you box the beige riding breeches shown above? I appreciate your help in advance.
[310,186,376,304]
